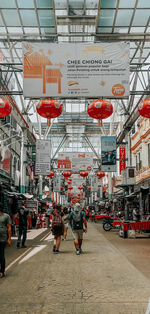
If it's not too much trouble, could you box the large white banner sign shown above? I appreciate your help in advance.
[58,152,93,171]
[23,42,129,98]
[35,140,51,175]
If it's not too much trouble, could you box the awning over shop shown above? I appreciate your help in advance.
[22,193,33,199]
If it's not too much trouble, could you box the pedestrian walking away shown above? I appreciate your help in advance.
[0,202,11,278]
[51,206,64,253]
[62,207,70,240]
[70,203,87,255]
[17,202,29,248]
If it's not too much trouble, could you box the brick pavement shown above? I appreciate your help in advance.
[0,223,150,314]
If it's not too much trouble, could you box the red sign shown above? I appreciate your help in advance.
[119,145,126,174]
[0,147,11,173]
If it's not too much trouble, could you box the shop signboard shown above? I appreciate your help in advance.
[58,152,93,171]
[23,42,129,98]
[35,140,51,175]
[18,200,38,213]
[119,145,126,174]
[53,175,61,192]
[90,175,98,192]
[101,136,116,172]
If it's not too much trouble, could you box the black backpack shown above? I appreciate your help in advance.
[72,210,82,230]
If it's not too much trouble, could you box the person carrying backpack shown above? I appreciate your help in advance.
[51,206,64,253]
[70,203,87,255]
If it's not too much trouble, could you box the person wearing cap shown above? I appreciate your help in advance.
[70,203,87,255]
[0,203,11,278]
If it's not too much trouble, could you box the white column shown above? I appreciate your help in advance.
[39,175,43,199]
[108,173,112,199]
[49,178,51,200]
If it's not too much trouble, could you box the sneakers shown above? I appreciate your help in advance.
[53,245,56,253]
[0,272,5,278]
[79,248,83,254]
[76,249,80,255]
[17,243,20,248]
[21,245,27,248]
[55,249,60,254]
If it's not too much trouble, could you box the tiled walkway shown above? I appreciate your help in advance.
[0,223,150,314]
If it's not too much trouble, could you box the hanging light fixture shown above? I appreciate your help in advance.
[0,98,12,117]
[63,171,71,178]
[87,99,113,127]
[36,98,62,126]
[47,171,55,178]
[97,171,105,179]
[138,99,150,118]
[80,171,88,178]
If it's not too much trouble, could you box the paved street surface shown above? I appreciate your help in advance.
[0,223,150,314]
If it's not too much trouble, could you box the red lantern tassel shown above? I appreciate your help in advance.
[47,119,51,127]
[98,119,102,127]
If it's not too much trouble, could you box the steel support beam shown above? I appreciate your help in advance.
[52,135,68,159]
[84,134,100,160]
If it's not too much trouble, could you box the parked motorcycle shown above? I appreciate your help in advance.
[103,217,114,231]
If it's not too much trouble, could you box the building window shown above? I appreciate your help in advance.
[139,152,142,170]
[136,153,142,170]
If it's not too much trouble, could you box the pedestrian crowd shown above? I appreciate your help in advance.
[0,201,88,279]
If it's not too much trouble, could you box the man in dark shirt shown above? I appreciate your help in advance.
[17,202,29,248]
[0,203,11,278]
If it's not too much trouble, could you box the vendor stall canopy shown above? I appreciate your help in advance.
[0,0,150,157]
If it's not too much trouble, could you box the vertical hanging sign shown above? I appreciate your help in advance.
[101,136,116,172]
[119,145,126,174]
[35,139,51,175]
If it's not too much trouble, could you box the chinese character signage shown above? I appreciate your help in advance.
[23,42,129,98]
[101,136,116,172]
[119,145,126,174]
[58,152,93,171]
[35,140,51,175]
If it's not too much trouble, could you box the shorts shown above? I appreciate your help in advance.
[64,223,69,228]
[72,229,83,240]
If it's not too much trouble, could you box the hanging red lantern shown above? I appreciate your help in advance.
[88,186,91,191]
[60,186,63,191]
[80,171,88,178]
[87,99,113,127]
[48,171,54,178]
[36,98,62,126]
[77,193,81,197]
[138,99,150,118]
[78,186,83,190]
[63,171,71,178]
[68,186,73,190]
[0,98,12,117]
[97,171,105,179]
